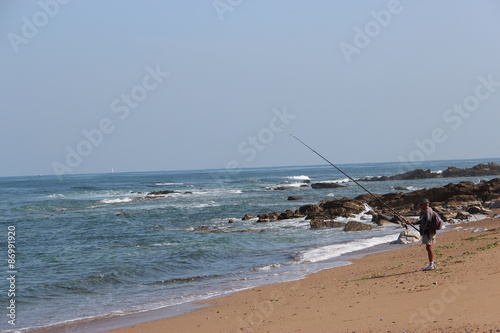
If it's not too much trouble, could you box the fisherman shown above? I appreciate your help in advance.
[406,198,441,271]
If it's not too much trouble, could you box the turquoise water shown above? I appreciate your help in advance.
[1,158,499,331]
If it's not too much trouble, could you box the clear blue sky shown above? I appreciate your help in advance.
[1,0,499,177]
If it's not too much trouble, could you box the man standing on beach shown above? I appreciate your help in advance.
[406,198,441,271]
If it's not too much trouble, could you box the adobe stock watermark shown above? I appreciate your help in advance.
[213,0,244,21]
[339,0,406,64]
[210,106,296,185]
[7,0,70,54]
[408,281,467,328]
[398,74,499,173]
[51,65,169,180]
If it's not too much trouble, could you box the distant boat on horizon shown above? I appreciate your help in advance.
[111,168,115,174]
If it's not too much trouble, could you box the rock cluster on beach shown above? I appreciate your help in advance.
[245,178,500,231]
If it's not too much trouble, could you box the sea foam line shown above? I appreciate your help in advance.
[297,233,399,263]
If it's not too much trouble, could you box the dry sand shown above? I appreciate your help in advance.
[102,211,500,333]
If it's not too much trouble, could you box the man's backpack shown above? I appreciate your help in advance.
[430,212,443,231]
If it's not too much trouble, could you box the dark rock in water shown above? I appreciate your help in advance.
[277,209,305,220]
[116,212,130,216]
[242,214,256,220]
[344,221,376,232]
[298,198,366,220]
[257,212,280,222]
[360,163,500,182]
[372,213,397,226]
[267,186,296,191]
[147,190,177,196]
[288,196,303,201]
[193,226,211,232]
[228,219,235,223]
[310,219,346,229]
[311,182,346,189]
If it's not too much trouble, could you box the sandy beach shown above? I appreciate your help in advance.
[103,210,500,333]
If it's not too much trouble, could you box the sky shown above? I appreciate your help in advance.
[1,0,499,177]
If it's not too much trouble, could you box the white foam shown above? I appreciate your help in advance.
[297,233,398,263]
[320,178,349,184]
[154,183,184,186]
[101,197,133,204]
[47,193,66,198]
[431,170,443,174]
[286,175,310,181]
[253,263,282,272]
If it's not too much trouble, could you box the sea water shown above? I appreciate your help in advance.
[1,158,499,331]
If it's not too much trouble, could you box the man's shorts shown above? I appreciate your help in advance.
[422,232,436,245]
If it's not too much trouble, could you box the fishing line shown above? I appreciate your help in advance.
[284,129,418,232]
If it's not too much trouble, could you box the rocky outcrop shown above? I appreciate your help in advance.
[359,178,500,218]
[311,182,346,189]
[310,219,346,229]
[344,221,376,232]
[288,196,303,200]
[245,178,500,230]
[297,198,366,220]
[360,163,500,182]
[242,214,256,220]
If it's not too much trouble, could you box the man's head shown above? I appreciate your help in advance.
[419,198,430,211]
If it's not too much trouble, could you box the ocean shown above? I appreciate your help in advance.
[1,158,499,332]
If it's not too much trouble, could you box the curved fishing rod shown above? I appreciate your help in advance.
[285,130,419,232]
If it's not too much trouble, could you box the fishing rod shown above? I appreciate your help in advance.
[285,130,419,232]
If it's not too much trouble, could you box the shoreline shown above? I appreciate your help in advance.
[49,211,500,333]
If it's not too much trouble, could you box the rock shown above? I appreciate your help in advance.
[242,214,256,221]
[438,211,458,221]
[116,212,129,216]
[257,212,279,222]
[228,219,235,223]
[456,211,472,220]
[467,205,488,214]
[278,210,299,220]
[489,200,500,209]
[493,214,500,219]
[267,186,296,191]
[311,182,346,189]
[372,213,393,226]
[147,190,177,196]
[445,194,481,209]
[343,221,376,232]
[310,219,347,229]
[193,226,211,232]
[288,196,303,201]
[360,163,500,182]
[394,186,413,190]
[391,230,421,244]
[298,204,323,220]
[319,198,366,218]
